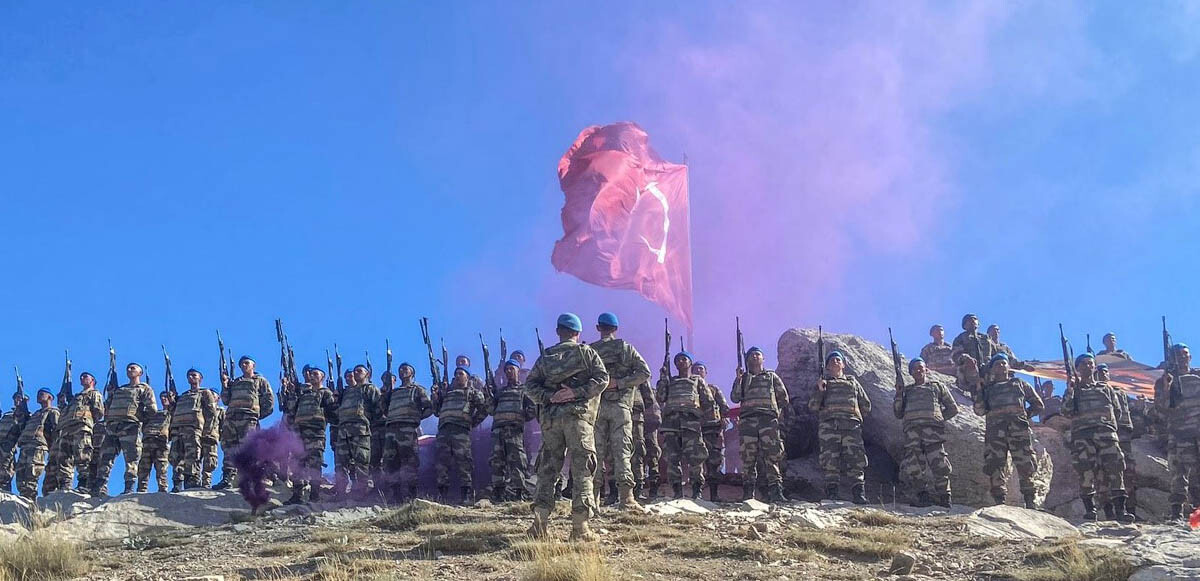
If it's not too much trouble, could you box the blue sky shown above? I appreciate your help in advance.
[2,3,1199,489]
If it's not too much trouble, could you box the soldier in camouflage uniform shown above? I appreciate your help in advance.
[656,351,712,500]
[732,346,789,502]
[96,363,157,496]
[202,404,223,487]
[433,366,487,503]
[589,312,651,510]
[526,313,609,542]
[920,325,957,377]
[381,363,432,501]
[1094,363,1137,519]
[0,394,29,492]
[1063,354,1133,522]
[1098,333,1132,360]
[335,364,381,497]
[630,380,656,500]
[693,361,730,502]
[51,372,103,493]
[16,389,58,499]
[214,356,273,490]
[809,350,871,504]
[489,360,536,502]
[137,391,172,492]
[1154,343,1200,521]
[284,366,336,504]
[168,369,217,491]
[986,325,1034,371]
[370,368,391,489]
[893,358,958,507]
[950,314,995,397]
[974,353,1043,508]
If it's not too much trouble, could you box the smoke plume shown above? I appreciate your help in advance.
[231,424,305,512]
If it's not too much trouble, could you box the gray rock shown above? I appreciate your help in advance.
[0,492,31,525]
[964,505,1078,539]
[37,490,102,518]
[889,551,916,575]
[44,489,254,542]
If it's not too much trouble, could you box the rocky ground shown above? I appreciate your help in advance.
[0,484,1196,581]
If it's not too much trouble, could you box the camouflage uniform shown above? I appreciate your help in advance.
[96,382,156,495]
[51,388,103,492]
[219,374,273,485]
[16,406,58,499]
[285,382,336,499]
[700,381,730,487]
[950,331,995,396]
[589,337,651,498]
[202,403,223,487]
[432,383,487,494]
[893,379,958,503]
[370,384,391,481]
[974,376,1043,504]
[1062,379,1127,513]
[630,382,657,496]
[335,381,381,493]
[808,374,871,492]
[381,380,433,498]
[656,373,712,493]
[919,341,957,377]
[1097,349,1131,360]
[0,409,26,492]
[489,383,536,499]
[1154,367,1200,513]
[169,387,217,489]
[137,406,170,492]
[1097,387,1136,514]
[87,418,105,494]
[732,369,788,498]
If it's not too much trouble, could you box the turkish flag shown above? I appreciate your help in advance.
[551,122,694,331]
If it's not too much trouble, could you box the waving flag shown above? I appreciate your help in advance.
[551,122,693,330]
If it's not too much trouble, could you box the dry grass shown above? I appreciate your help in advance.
[611,524,685,545]
[373,500,466,531]
[309,557,394,581]
[520,541,612,581]
[662,538,801,562]
[0,528,90,580]
[257,542,308,557]
[783,527,910,559]
[1011,541,1134,581]
[416,521,522,554]
[845,509,907,527]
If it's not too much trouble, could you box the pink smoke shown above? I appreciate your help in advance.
[230,424,305,511]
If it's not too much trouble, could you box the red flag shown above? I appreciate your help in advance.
[551,122,694,331]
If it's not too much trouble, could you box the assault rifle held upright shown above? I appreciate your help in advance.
[480,333,496,398]
[735,317,745,372]
[419,318,439,394]
[888,327,904,390]
[1163,316,1181,408]
[661,318,672,378]
[13,366,27,415]
[58,350,73,408]
[105,339,119,396]
[217,330,229,387]
[162,345,178,397]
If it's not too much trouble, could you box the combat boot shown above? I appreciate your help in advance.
[569,511,598,542]
[1113,496,1135,524]
[137,480,148,493]
[936,492,952,508]
[633,480,643,500]
[618,486,644,512]
[672,483,684,499]
[460,486,475,505]
[912,491,933,508]
[1081,494,1098,521]
[991,492,1006,506]
[212,478,232,491]
[436,485,449,501]
[691,481,702,499]
[123,477,136,495]
[647,477,661,500]
[604,480,618,506]
[1023,492,1037,510]
[406,485,417,501]
[851,483,868,505]
[561,477,574,499]
[527,506,550,538]
[825,483,839,501]
[284,484,305,506]
[708,482,721,502]
[742,483,755,501]
[491,486,505,504]
[170,481,182,493]
[1102,501,1115,521]
[767,484,787,503]
[309,480,321,502]
[1168,503,1184,521]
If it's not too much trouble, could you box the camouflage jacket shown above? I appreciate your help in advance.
[383,381,434,426]
[919,341,956,375]
[1097,348,1131,361]
[337,382,381,427]
[1062,380,1122,437]
[18,407,58,448]
[0,410,26,449]
[489,383,536,429]
[894,380,958,428]
[170,387,218,435]
[524,339,609,422]
[731,369,788,419]
[950,331,996,369]
[701,382,730,429]
[142,408,171,440]
[590,337,652,409]
[222,374,274,419]
[809,374,871,422]
[974,377,1043,424]
[1154,367,1200,438]
[433,383,488,430]
[105,382,157,426]
[58,388,105,435]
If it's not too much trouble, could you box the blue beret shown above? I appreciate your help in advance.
[302,364,315,374]
[746,346,763,356]
[825,350,844,364]
[1075,353,1095,367]
[988,353,1009,368]
[1102,333,1116,341]
[126,362,143,369]
[238,356,254,364]
[557,313,583,332]
[908,357,924,373]
[1096,363,1109,371]
[674,351,694,362]
[1172,343,1189,353]
[504,359,521,368]
[399,362,414,370]
[597,312,619,327]
[36,388,52,398]
[962,313,977,327]
[691,360,707,369]
[511,350,525,358]
[186,368,202,376]
[454,365,470,374]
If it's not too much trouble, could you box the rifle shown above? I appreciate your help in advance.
[535,328,546,357]
[58,350,74,408]
[105,339,119,396]
[499,329,508,364]
[162,345,178,397]
[419,318,440,394]
[365,350,373,379]
[440,338,450,388]
[888,327,904,390]
[275,319,299,410]
[385,339,394,387]
[736,317,745,372]
[661,318,672,378]
[817,326,826,378]
[335,344,344,394]
[480,333,496,398]
[217,330,229,385]
[326,349,336,392]
[1163,316,1181,408]
[13,366,27,415]
[1060,324,1077,415]
[1087,334,1094,356]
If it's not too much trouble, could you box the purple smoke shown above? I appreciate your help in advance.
[231,424,305,511]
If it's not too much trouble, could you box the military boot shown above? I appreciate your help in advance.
[742,482,755,501]
[1023,492,1037,510]
[647,477,661,500]
[603,480,617,506]
[309,480,321,502]
[691,481,702,499]
[851,483,868,505]
[491,485,505,504]
[527,506,551,538]
[709,482,721,502]
[212,478,232,491]
[1102,501,1115,521]
[618,486,644,512]
[767,484,787,503]
[633,480,643,500]
[825,483,839,501]
[1113,496,1135,524]
[170,480,182,493]
[406,485,418,501]
[936,492,952,508]
[284,484,305,505]
[123,477,136,495]
[460,486,475,505]
[1082,494,1098,521]
[569,511,598,542]
[1168,503,1184,521]
[437,485,449,501]
[672,483,684,499]
[561,477,574,499]
[912,491,933,508]
[991,492,1006,506]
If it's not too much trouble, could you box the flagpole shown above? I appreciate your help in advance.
[683,152,695,348]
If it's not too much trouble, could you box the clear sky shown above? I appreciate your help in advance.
[2,3,1199,488]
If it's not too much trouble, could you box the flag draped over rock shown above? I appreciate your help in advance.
[551,122,694,330]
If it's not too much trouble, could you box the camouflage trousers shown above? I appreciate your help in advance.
[643,425,662,483]
[15,446,47,500]
[294,424,326,486]
[1070,429,1125,497]
[168,428,202,486]
[382,423,421,489]
[702,425,726,481]
[96,421,143,492]
[661,412,707,486]
[592,402,634,489]
[533,413,598,516]
[739,414,784,487]
[200,437,218,487]
[42,445,61,494]
[490,424,530,493]
[88,423,106,492]
[1097,431,1136,507]
[900,424,951,495]
[335,421,371,489]
[138,436,169,492]
[220,413,260,482]
[818,418,867,486]
[369,424,386,476]
[0,443,16,490]
[983,417,1037,499]
[51,430,93,492]
[435,425,473,489]
[1169,435,1200,504]
[630,416,646,486]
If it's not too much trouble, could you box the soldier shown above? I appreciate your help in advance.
[168,369,217,491]
[656,351,712,500]
[381,362,433,501]
[495,350,529,388]
[16,389,58,499]
[433,366,487,503]
[1098,333,1132,360]
[0,393,29,492]
[987,325,1034,370]
[455,355,487,394]
[1154,343,1200,521]
[974,353,1043,508]
[809,350,871,504]
[203,404,223,487]
[214,356,273,490]
[893,358,958,507]
[694,361,730,502]
[589,312,651,510]
[950,314,995,396]
[489,359,536,502]
[1061,357,1134,522]
[920,325,957,376]
[285,366,336,504]
[630,381,657,500]
[370,368,391,489]
[96,363,157,496]
[51,371,104,493]
[525,313,609,542]
[335,364,381,497]
[1094,363,1137,519]
[731,346,789,502]
[87,410,105,495]
[137,391,172,492]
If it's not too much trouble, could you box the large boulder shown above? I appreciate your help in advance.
[45,489,260,542]
[776,328,1053,507]
[0,492,32,525]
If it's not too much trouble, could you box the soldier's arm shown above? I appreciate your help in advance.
[201,392,217,435]
[730,373,744,404]
[46,411,59,443]
[972,389,987,416]
[698,379,714,409]
[1023,381,1045,418]
[259,377,276,416]
[220,385,231,406]
[655,378,668,405]
[523,361,548,407]
[892,388,906,419]
[1111,388,1132,428]
[92,391,105,422]
[575,348,610,401]
[714,387,730,417]
[950,334,967,365]
[617,345,652,391]
[773,374,790,406]
[807,387,822,413]
[920,344,934,362]
[855,378,872,414]
[418,388,435,420]
[522,394,537,422]
[939,384,959,420]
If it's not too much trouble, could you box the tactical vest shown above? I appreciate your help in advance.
[206,407,224,441]
[492,388,527,427]
[702,384,723,425]
[924,343,954,367]
[738,372,780,418]
[371,387,390,427]
[0,413,18,445]
[438,387,472,428]
[293,386,329,428]
[172,389,204,429]
[386,384,426,425]
[982,378,1028,418]
[1070,383,1118,433]
[337,384,373,425]
[226,376,263,415]
[107,384,146,423]
[62,389,101,430]
[663,376,703,415]
[18,409,55,447]
[1168,372,1200,436]
[143,410,170,439]
[901,382,945,423]
[819,376,863,421]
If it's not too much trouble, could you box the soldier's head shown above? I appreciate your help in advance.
[381,371,396,389]
[962,314,979,332]
[826,351,845,376]
[399,363,415,382]
[674,351,693,375]
[353,364,369,384]
[987,353,1009,378]
[79,372,96,390]
[186,368,203,388]
[987,324,1000,342]
[1075,353,1095,378]
[453,366,469,387]
[596,312,619,338]
[238,356,256,376]
[746,347,764,372]
[690,361,707,378]
[1103,333,1117,351]
[455,355,471,369]
[930,325,945,342]
[1040,380,1054,398]
[160,390,173,407]
[511,350,526,366]
[1172,343,1191,370]
[305,365,325,385]
[125,362,144,382]
[909,358,927,384]
[1096,363,1110,382]
[344,369,356,386]
[36,388,52,407]
[503,359,520,385]
[556,313,583,342]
